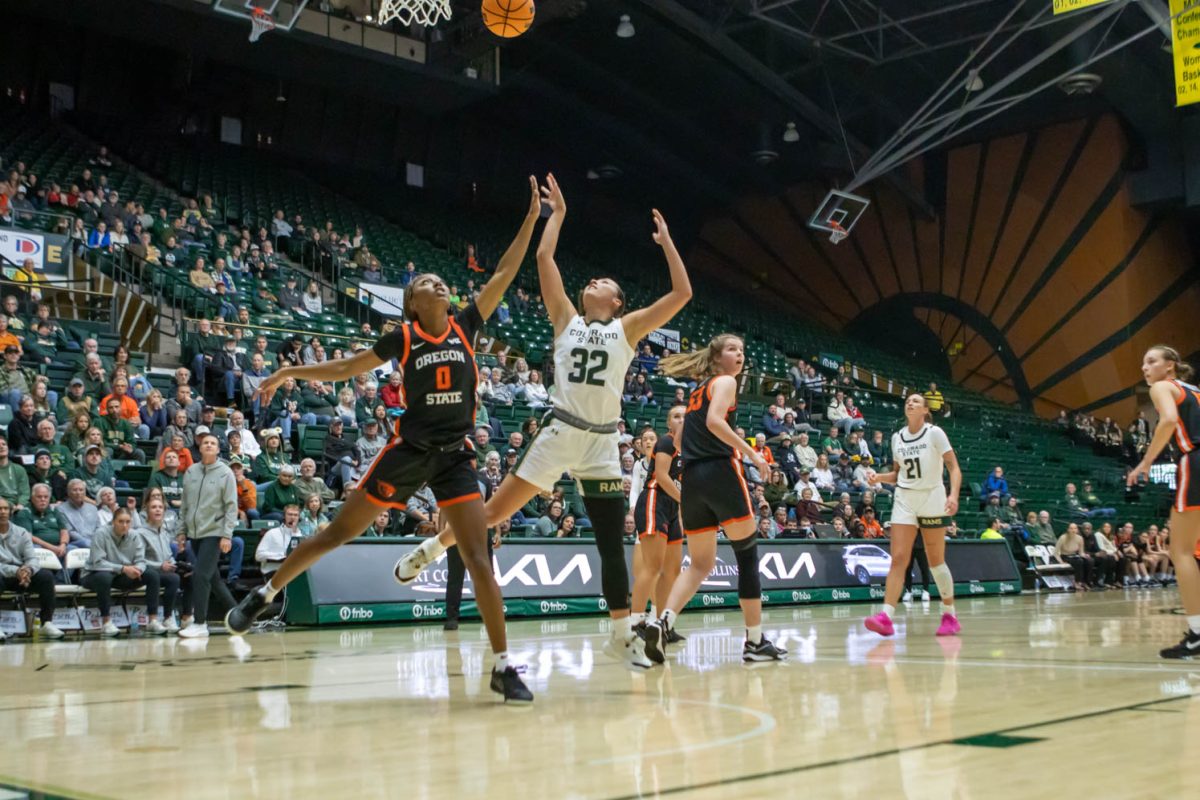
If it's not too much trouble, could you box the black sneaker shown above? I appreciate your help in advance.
[443,619,459,631]
[743,636,787,662]
[224,589,269,636]
[1160,629,1200,659]
[665,627,687,645]
[632,620,648,638]
[490,665,533,703]
[642,621,667,665]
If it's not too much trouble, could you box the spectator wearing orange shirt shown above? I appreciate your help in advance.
[229,457,259,524]
[157,431,194,473]
[99,377,149,439]
[855,507,885,539]
[0,315,22,356]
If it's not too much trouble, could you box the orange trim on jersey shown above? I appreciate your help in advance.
[439,491,482,508]
[361,491,408,511]
[720,513,754,527]
[1176,422,1193,453]
[1173,380,1188,404]
[684,525,719,536]
[398,324,413,370]
[666,536,683,545]
[412,317,453,345]
[449,317,481,432]
[1177,454,1193,513]
[730,456,754,514]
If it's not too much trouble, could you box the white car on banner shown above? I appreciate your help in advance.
[842,544,892,585]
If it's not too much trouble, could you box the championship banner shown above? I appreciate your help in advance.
[287,538,1021,625]
[357,281,406,318]
[0,228,70,275]
[1052,0,1112,14]
[1171,0,1200,106]
[647,327,681,352]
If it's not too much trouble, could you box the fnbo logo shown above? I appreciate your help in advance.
[339,606,374,621]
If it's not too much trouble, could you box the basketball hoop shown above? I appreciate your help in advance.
[828,221,848,245]
[248,7,276,42]
[378,0,453,26]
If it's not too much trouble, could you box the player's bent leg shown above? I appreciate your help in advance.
[394,474,543,584]
[1162,511,1200,658]
[631,534,665,621]
[643,531,716,664]
[658,540,684,641]
[227,489,381,635]
[726,519,785,661]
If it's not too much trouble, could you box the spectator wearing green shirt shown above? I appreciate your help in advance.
[254,429,289,486]
[821,426,843,458]
[14,483,68,558]
[1033,510,1057,546]
[148,450,185,513]
[73,444,115,500]
[27,450,67,502]
[97,398,142,463]
[0,439,30,512]
[57,378,93,426]
[0,346,36,409]
[73,353,109,402]
[294,458,334,503]
[261,464,303,522]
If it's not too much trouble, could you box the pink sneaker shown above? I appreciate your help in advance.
[936,613,961,637]
[864,612,895,636]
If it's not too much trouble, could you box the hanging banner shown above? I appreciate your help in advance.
[1172,0,1200,106]
[1052,0,1113,13]
[356,281,406,318]
[647,327,680,352]
[0,228,70,275]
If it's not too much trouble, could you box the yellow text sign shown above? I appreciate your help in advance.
[1173,0,1200,106]
[1052,0,1113,14]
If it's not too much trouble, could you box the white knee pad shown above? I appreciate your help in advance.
[930,563,954,601]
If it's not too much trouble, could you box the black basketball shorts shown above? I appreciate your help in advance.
[634,485,682,544]
[679,457,754,536]
[359,439,481,510]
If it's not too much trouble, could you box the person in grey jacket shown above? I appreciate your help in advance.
[82,507,165,636]
[0,497,64,639]
[135,496,182,634]
[177,431,238,639]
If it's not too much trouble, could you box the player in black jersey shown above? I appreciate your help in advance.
[1129,345,1200,659]
[226,178,542,701]
[630,405,686,636]
[642,334,786,664]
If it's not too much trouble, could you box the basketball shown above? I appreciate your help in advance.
[482,0,534,38]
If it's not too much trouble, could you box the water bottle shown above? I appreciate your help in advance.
[129,611,139,636]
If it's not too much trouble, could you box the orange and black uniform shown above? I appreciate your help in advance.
[1171,379,1200,512]
[359,303,483,509]
[679,378,753,535]
[634,433,683,544]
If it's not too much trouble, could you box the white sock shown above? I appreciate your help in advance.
[661,608,677,630]
[259,580,279,602]
[1187,615,1200,634]
[649,604,658,619]
[747,625,762,644]
[494,652,509,671]
[422,536,448,560]
[882,604,896,618]
[941,603,956,618]
[615,615,633,641]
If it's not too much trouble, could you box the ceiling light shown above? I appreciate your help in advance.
[965,69,984,93]
[276,80,286,103]
[586,169,600,180]
[616,14,635,38]
[782,122,800,143]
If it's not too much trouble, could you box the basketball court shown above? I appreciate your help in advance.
[0,593,1194,799]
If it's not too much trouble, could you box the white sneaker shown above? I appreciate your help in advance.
[164,618,180,634]
[603,633,653,670]
[39,622,65,639]
[145,619,167,635]
[178,623,210,639]
[394,544,435,585]
[0,628,7,642]
[901,590,913,603]
[920,590,932,602]
[101,621,120,637]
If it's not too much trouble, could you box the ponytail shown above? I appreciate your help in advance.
[659,333,743,380]
[1151,345,1195,382]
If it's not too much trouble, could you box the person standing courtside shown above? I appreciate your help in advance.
[177,431,238,638]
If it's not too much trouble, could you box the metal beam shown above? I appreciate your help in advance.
[1136,0,1173,36]
[639,0,935,217]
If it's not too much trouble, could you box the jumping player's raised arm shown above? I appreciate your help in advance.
[621,209,693,344]
[476,176,542,320]
[535,172,577,333]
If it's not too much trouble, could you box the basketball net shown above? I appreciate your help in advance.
[248,7,276,43]
[828,220,848,245]
[378,0,452,26]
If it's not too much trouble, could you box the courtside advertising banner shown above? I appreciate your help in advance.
[0,228,70,274]
[291,539,1020,624]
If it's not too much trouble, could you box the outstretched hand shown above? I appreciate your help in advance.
[253,370,289,408]
[539,173,566,215]
[651,208,672,247]
[526,175,542,218]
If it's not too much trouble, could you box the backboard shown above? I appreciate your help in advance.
[212,0,309,35]
[808,189,871,245]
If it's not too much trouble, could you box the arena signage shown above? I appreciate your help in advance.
[1051,0,1113,14]
[1171,0,1200,106]
[0,228,69,275]
[288,539,1020,625]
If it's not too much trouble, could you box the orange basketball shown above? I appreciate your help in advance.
[482,0,535,38]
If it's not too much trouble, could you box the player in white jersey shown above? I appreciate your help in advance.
[395,173,693,668]
[863,393,963,638]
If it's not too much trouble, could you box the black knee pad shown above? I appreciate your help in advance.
[582,495,630,611]
[731,536,761,600]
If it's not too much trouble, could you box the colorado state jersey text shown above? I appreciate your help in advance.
[550,315,635,424]
[890,423,953,491]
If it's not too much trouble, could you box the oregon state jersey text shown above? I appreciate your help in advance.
[372,303,482,449]
[681,378,737,463]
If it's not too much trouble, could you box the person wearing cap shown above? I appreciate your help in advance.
[832,452,857,494]
[73,443,115,501]
[0,343,33,409]
[277,276,303,314]
[355,418,388,472]
[228,456,259,524]
[97,398,141,462]
[294,458,334,504]
[254,428,289,486]
[252,284,277,315]
[25,445,64,499]
[261,464,302,522]
[501,447,520,478]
